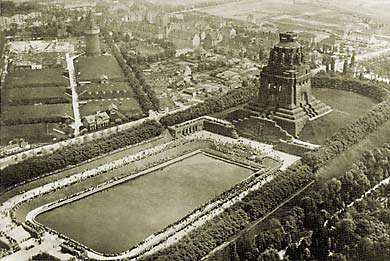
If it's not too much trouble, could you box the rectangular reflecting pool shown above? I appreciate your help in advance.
[36,153,253,253]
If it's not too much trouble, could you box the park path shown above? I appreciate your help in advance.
[66,53,82,136]
[324,176,390,227]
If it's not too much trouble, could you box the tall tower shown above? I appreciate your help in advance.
[85,11,101,56]
[251,32,330,137]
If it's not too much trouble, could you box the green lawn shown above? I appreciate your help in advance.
[2,86,68,102]
[4,68,68,87]
[315,120,390,181]
[299,88,378,144]
[0,123,58,145]
[79,98,142,117]
[76,55,125,82]
[35,153,253,254]
[1,103,73,123]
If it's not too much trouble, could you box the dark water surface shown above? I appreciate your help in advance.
[36,153,253,253]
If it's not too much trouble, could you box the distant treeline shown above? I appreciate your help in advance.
[312,72,390,101]
[0,1,42,16]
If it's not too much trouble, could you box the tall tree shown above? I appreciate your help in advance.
[343,59,349,74]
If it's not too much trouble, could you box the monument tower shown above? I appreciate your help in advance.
[85,11,101,56]
[249,32,331,137]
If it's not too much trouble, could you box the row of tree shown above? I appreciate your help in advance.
[119,41,164,111]
[1,116,68,126]
[118,39,175,65]
[102,30,154,113]
[5,97,70,106]
[228,143,390,261]
[159,85,257,127]
[0,121,163,190]
[312,72,389,101]
[128,64,160,111]
[303,74,390,172]
[138,78,390,260]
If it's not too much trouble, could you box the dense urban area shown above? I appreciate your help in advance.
[0,0,389,260]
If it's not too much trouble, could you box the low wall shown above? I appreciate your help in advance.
[274,141,312,157]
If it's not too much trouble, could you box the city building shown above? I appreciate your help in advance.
[82,112,110,131]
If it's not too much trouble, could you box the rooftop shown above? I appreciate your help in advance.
[84,112,110,124]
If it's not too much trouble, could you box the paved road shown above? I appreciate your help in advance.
[0,105,189,170]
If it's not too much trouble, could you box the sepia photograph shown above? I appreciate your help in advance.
[0,0,389,260]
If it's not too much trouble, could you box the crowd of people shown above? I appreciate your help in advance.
[0,231,19,259]
[3,131,281,260]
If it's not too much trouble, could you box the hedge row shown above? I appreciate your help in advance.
[302,101,390,172]
[0,121,163,189]
[312,72,390,101]
[160,85,257,127]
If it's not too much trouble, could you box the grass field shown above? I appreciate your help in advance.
[77,82,132,97]
[0,123,57,145]
[76,55,125,82]
[2,86,69,103]
[315,120,390,181]
[135,44,164,56]
[1,103,73,123]
[299,88,378,144]
[4,68,68,87]
[79,99,142,117]
[1,71,71,144]
[35,153,253,253]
